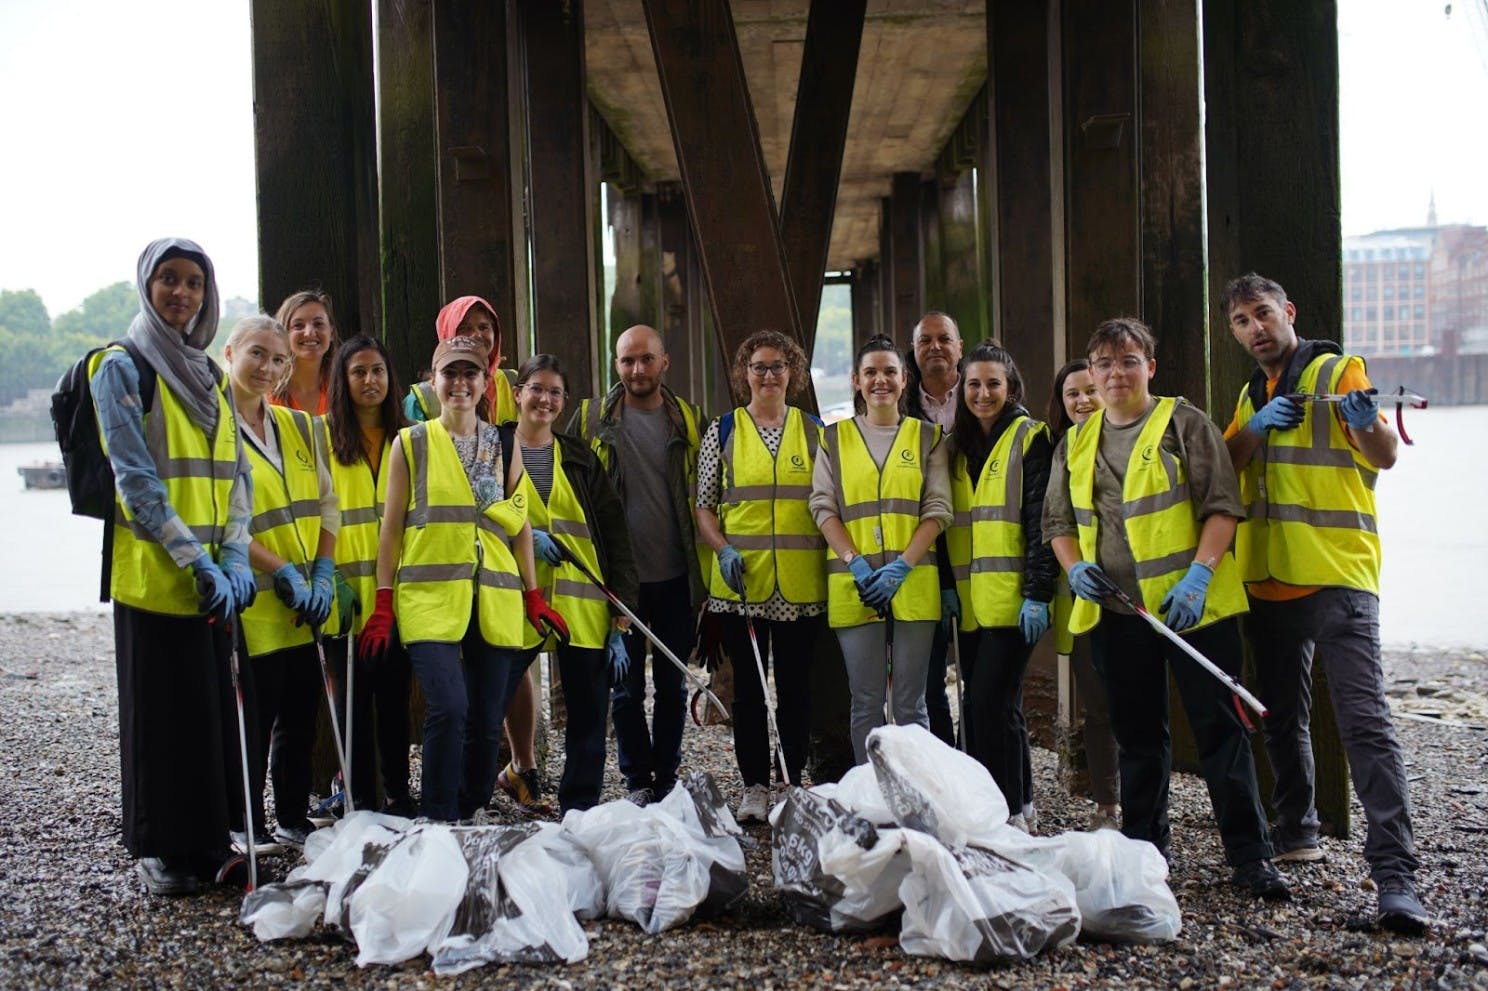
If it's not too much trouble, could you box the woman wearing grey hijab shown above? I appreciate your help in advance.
[89,237,257,895]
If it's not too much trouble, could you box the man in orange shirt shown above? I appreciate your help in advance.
[1223,273,1426,934]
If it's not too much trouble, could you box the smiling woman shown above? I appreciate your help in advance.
[272,290,339,415]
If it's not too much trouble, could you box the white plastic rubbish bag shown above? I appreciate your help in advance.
[866,724,1010,848]
[770,785,909,932]
[562,771,748,934]
[348,825,469,966]
[1011,829,1181,943]
[897,829,1081,963]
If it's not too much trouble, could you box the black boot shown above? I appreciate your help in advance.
[137,857,202,897]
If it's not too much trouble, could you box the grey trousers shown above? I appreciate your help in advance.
[836,619,937,764]
[1248,588,1419,881]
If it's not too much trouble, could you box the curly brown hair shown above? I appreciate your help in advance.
[729,329,810,402]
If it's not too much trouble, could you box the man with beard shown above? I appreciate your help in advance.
[904,312,965,750]
[571,325,706,805]
[1222,272,1426,934]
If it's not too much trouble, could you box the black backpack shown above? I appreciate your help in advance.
[51,339,158,521]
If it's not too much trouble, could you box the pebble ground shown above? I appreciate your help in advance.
[2,612,1486,990]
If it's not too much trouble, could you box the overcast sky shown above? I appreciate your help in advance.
[1,0,1486,317]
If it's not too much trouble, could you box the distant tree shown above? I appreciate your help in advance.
[0,327,61,405]
[52,282,137,345]
[0,289,51,337]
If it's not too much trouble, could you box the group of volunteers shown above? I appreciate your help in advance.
[96,237,1427,936]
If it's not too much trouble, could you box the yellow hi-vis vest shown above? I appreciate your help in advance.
[319,418,390,636]
[515,443,611,650]
[708,408,827,606]
[90,348,238,616]
[1231,354,1382,593]
[394,420,527,647]
[946,416,1048,632]
[411,371,517,425]
[825,417,942,628]
[1066,398,1246,635]
[240,406,338,655]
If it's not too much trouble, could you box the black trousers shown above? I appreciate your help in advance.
[719,613,819,786]
[250,641,323,833]
[1090,611,1273,867]
[923,619,956,746]
[327,634,413,809]
[960,626,1035,814]
[115,602,232,863]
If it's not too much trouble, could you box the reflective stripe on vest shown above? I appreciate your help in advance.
[240,406,333,654]
[1232,354,1382,592]
[946,416,1045,631]
[322,418,389,635]
[1065,398,1247,634]
[395,420,525,646]
[90,347,238,616]
[708,407,826,605]
[517,444,611,649]
[825,417,941,628]
[413,372,517,425]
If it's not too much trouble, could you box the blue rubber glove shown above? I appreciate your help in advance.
[192,553,234,625]
[862,557,913,612]
[1067,561,1110,603]
[1159,562,1213,633]
[1019,599,1050,645]
[607,629,630,682]
[1246,395,1304,436]
[939,588,960,637]
[847,555,874,590]
[271,563,313,620]
[531,528,563,566]
[218,545,258,611]
[1339,389,1380,431]
[717,545,746,595]
[305,556,335,627]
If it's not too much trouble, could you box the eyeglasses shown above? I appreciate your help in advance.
[1091,355,1148,374]
[748,362,788,378]
[522,384,566,400]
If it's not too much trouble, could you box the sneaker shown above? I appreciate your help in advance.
[1021,803,1039,835]
[625,787,656,807]
[1007,813,1029,834]
[496,762,544,807]
[137,857,201,897]
[307,792,344,829]
[1087,809,1121,832]
[1231,858,1292,901]
[230,829,284,857]
[735,784,771,824]
[1273,842,1325,863]
[1377,876,1429,935]
[272,824,311,849]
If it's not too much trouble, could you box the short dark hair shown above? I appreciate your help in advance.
[1220,272,1289,316]
[515,353,570,395]
[1087,317,1157,360]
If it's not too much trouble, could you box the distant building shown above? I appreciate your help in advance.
[1343,208,1488,356]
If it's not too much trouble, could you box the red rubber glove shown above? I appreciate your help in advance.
[359,587,395,660]
[523,588,570,646]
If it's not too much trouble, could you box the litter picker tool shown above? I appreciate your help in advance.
[1285,386,1428,445]
[884,612,896,726]
[947,624,967,752]
[310,626,355,815]
[1082,568,1268,725]
[226,624,257,892]
[551,539,730,723]
[344,631,355,811]
[741,590,790,784]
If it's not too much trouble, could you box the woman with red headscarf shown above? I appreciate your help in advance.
[403,295,518,425]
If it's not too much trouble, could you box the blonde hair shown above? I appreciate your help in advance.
[224,315,294,393]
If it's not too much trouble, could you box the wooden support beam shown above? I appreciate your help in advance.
[878,197,894,341]
[607,189,645,342]
[642,0,808,411]
[851,261,880,350]
[430,0,518,363]
[251,0,380,336]
[921,180,946,314]
[889,172,924,342]
[377,0,440,386]
[779,0,867,356]
[1060,0,1139,353]
[988,0,1058,413]
[937,168,987,349]
[1139,0,1209,410]
[656,183,698,400]
[518,0,599,395]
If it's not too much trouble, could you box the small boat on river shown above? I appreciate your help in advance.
[18,461,66,490]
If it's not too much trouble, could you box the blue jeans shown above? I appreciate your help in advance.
[611,576,696,796]
[406,614,519,821]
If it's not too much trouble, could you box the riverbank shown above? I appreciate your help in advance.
[2,612,1486,990]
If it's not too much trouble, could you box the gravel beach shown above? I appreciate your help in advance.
[2,612,1486,990]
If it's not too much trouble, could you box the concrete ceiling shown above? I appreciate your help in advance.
[585,1,989,271]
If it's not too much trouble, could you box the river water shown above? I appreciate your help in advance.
[2,406,1484,648]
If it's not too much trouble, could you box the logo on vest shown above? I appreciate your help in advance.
[790,454,806,470]
[295,448,313,470]
[1141,444,1156,463]
[988,458,1002,477]
[512,492,526,511]
[898,449,916,467]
